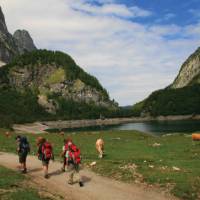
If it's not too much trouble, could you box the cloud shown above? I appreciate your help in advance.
[71,2,152,18]
[164,13,176,20]
[155,13,176,23]
[1,0,200,105]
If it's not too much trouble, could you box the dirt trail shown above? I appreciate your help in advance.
[0,152,178,200]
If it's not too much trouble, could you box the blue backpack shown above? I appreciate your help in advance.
[20,137,30,154]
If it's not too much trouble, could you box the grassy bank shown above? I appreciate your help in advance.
[0,165,57,200]
[0,129,200,200]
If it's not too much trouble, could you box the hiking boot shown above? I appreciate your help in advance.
[79,181,84,187]
[44,174,49,179]
[61,167,65,172]
[22,168,27,174]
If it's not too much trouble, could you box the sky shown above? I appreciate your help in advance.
[1,0,200,106]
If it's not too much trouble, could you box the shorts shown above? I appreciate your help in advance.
[67,161,79,172]
[19,152,28,163]
[42,158,50,166]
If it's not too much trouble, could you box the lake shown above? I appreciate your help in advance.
[50,120,200,135]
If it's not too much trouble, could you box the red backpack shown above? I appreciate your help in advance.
[67,144,81,164]
[42,142,53,160]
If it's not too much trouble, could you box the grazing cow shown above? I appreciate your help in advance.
[59,131,65,136]
[96,138,104,158]
[192,134,200,141]
[5,131,11,138]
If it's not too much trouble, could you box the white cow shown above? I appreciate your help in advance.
[96,138,104,158]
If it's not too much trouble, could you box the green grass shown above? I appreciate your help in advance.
[46,68,65,84]
[0,130,200,199]
[0,165,51,200]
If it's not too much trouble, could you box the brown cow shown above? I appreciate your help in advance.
[192,134,200,141]
[96,138,104,158]
[5,131,11,138]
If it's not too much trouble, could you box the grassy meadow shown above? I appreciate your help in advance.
[0,165,56,200]
[0,129,200,200]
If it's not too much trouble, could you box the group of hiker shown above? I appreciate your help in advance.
[15,135,84,187]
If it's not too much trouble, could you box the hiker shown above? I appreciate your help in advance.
[37,137,54,179]
[60,138,68,172]
[16,135,30,173]
[96,138,104,158]
[64,139,83,187]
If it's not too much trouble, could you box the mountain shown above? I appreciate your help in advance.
[0,7,36,66]
[0,7,18,65]
[0,50,118,127]
[13,30,37,54]
[0,7,118,128]
[171,47,200,89]
[132,48,200,117]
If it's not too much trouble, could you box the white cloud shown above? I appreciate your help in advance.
[155,13,176,24]
[71,2,152,18]
[130,6,152,18]
[163,13,176,21]
[1,0,200,105]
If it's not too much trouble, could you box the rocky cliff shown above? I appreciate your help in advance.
[0,50,117,117]
[13,30,37,54]
[0,7,36,66]
[171,47,200,88]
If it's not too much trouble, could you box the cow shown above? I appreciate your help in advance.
[192,134,200,141]
[96,138,104,158]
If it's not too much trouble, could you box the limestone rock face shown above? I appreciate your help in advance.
[8,64,56,88]
[7,64,114,112]
[0,7,18,63]
[171,48,200,89]
[0,7,36,64]
[0,6,8,33]
[0,60,5,67]
[13,30,37,54]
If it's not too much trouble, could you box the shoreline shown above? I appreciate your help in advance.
[13,114,200,134]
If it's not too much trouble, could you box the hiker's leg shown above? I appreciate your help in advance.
[62,158,66,171]
[68,164,74,184]
[43,165,48,177]
[19,154,23,169]
[20,162,23,170]
[75,165,83,187]
[42,160,49,178]
[22,162,25,170]
[19,153,27,172]
[23,154,27,171]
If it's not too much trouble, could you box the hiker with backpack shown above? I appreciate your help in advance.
[37,137,54,179]
[63,139,83,187]
[16,135,30,173]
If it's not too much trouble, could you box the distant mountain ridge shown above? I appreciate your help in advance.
[0,6,36,66]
